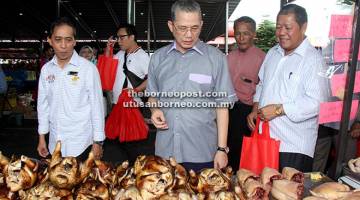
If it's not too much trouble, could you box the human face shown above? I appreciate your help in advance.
[234,22,255,52]
[116,28,134,51]
[79,48,94,61]
[276,13,307,55]
[47,24,76,67]
[168,11,203,53]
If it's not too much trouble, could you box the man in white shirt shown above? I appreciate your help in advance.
[105,24,150,163]
[37,17,105,160]
[247,4,327,172]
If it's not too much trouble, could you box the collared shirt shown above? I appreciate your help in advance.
[147,41,237,163]
[112,48,149,103]
[254,38,327,158]
[227,46,265,105]
[37,51,105,157]
[0,66,7,94]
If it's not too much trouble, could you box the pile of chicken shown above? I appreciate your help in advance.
[0,141,359,200]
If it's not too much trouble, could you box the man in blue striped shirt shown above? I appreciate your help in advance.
[247,4,327,172]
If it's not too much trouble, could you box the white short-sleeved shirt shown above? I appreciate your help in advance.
[112,48,149,103]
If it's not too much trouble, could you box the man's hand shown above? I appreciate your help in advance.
[258,104,280,121]
[37,135,49,158]
[247,111,258,131]
[151,109,168,129]
[92,143,103,160]
[350,122,360,138]
[214,151,228,169]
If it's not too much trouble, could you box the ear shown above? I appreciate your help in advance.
[168,21,174,33]
[47,37,52,47]
[301,22,307,35]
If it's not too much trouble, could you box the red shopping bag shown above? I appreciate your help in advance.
[97,47,118,90]
[105,89,149,142]
[239,117,280,174]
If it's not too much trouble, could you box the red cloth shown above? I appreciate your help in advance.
[105,89,148,142]
[239,117,280,174]
[97,47,118,90]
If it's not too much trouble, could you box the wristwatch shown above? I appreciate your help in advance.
[217,146,229,154]
[94,141,104,146]
[274,104,283,116]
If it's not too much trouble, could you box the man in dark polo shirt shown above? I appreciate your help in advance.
[227,16,265,171]
[147,0,237,172]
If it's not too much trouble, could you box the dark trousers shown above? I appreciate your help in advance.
[77,145,92,161]
[227,101,252,172]
[182,161,213,173]
[279,152,313,172]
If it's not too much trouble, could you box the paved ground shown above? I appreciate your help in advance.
[0,115,156,165]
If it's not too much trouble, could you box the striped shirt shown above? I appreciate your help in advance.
[254,38,327,157]
[37,51,105,157]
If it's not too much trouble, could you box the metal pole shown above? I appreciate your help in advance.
[57,0,61,18]
[127,0,135,24]
[225,0,229,54]
[147,0,151,54]
[329,0,360,179]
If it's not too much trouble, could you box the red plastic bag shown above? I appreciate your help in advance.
[239,117,280,174]
[97,47,118,90]
[105,89,149,142]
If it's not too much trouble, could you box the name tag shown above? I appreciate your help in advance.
[67,71,78,76]
[189,73,212,84]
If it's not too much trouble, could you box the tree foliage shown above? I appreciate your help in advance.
[255,20,277,52]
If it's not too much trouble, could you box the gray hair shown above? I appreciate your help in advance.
[171,0,202,21]
[234,16,256,33]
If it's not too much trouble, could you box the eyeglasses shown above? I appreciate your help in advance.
[173,23,201,34]
[114,34,130,41]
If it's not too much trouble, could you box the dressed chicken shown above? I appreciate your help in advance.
[18,181,72,200]
[188,167,232,194]
[236,168,259,188]
[348,157,360,173]
[134,155,174,200]
[309,182,351,200]
[75,178,110,200]
[49,141,94,189]
[282,167,304,184]
[4,155,38,192]
[111,160,136,197]
[271,179,304,200]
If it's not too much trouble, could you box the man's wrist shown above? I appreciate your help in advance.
[274,104,284,116]
[217,146,229,154]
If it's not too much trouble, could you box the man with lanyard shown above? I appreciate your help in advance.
[247,4,327,172]
[227,16,265,171]
[105,23,149,106]
[37,17,105,160]
[147,0,237,172]
[105,23,150,163]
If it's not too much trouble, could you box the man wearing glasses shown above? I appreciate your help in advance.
[147,0,237,172]
[105,24,149,106]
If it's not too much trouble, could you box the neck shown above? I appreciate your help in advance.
[126,43,140,54]
[57,58,71,69]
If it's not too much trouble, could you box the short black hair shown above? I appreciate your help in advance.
[49,17,77,38]
[233,16,256,32]
[278,4,307,27]
[116,23,137,41]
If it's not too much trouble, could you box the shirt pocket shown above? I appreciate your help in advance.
[283,72,301,99]
[188,73,213,93]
